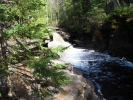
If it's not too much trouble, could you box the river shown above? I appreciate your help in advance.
[49,32,133,100]
[59,47,133,100]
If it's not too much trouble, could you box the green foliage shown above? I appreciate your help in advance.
[0,59,9,76]
[28,58,71,98]
[111,4,133,17]
[57,0,107,33]
[0,93,2,97]
[0,4,8,21]
[99,4,133,30]
[53,63,68,69]
[0,0,70,99]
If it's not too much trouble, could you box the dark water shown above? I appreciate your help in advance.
[60,48,133,100]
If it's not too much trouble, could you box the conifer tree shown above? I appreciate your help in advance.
[0,0,70,99]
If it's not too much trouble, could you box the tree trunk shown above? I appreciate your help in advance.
[0,24,7,59]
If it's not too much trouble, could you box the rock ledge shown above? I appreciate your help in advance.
[50,59,100,100]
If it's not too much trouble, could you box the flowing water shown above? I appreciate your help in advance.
[60,48,133,100]
[49,32,133,100]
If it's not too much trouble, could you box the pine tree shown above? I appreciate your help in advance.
[0,0,70,99]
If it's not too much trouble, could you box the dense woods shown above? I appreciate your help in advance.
[0,0,133,99]
[47,0,133,32]
[47,0,133,53]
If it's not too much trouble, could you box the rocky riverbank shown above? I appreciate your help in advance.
[48,59,100,100]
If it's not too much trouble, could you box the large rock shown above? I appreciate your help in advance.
[50,59,100,100]
[61,89,79,100]
[84,88,92,100]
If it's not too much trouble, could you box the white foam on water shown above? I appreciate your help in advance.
[48,32,133,100]
[48,32,72,48]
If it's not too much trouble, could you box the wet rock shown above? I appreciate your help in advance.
[86,79,95,91]
[73,68,83,76]
[84,88,92,100]
[91,93,100,100]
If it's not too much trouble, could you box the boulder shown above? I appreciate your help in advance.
[61,89,79,100]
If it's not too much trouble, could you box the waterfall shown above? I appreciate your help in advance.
[48,32,72,48]
[48,31,133,100]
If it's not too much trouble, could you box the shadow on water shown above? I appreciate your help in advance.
[84,56,133,100]
[97,61,133,100]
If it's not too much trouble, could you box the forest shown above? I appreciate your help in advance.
[0,0,133,99]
